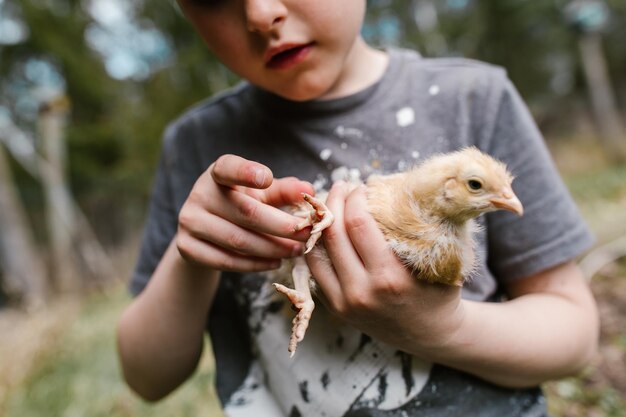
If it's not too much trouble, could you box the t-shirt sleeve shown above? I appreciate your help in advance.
[480,76,594,283]
[129,128,180,296]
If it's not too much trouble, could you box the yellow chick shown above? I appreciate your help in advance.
[272,147,523,356]
[366,146,523,286]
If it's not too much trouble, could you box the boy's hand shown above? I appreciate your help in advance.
[176,154,314,272]
[306,182,465,351]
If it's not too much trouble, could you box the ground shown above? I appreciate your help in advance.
[0,286,224,417]
[545,261,626,417]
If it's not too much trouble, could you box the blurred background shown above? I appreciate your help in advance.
[1,0,626,415]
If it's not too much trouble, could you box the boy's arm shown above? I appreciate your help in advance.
[117,241,219,401]
[307,185,598,388]
[433,260,598,387]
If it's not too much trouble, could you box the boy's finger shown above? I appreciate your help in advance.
[211,154,273,189]
[320,182,364,287]
[260,177,315,208]
[219,187,311,241]
[187,210,302,259]
[177,236,282,272]
[305,246,343,309]
[344,186,390,271]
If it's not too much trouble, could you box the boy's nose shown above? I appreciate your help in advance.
[245,0,287,33]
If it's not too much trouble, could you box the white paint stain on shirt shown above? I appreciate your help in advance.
[319,148,332,161]
[312,174,328,192]
[429,85,440,96]
[335,125,364,139]
[395,107,415,127]
[330,166,362,183]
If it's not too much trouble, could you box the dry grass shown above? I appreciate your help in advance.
[543,137,626,416]
[544,261,626,417]
[0,298,80,410]
[0,285,224,417]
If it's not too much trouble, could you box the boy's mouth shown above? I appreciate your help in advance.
[266,42,314,70]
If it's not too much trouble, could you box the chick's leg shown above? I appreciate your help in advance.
[273,257,315,357]
[300,193,334,254]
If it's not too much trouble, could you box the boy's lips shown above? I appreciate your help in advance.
[265,42,315,70]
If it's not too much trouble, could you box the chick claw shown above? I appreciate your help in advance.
[301,193,334,254]
[272,283,315,357]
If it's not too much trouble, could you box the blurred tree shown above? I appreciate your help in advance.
[0,140,48,308]
[564,0,626,162]
[0,0,230,246]
[366,0,626,144]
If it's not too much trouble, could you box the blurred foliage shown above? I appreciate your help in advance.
[1,0,227,243]
[1,0,626,244]
[0,286,224,417]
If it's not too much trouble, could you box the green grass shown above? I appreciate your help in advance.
[566,164,626,204]
[554,140,626,243]
[1,288,224,417]
[545,369,626,417]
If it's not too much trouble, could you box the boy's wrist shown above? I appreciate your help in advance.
[409,297,469,359]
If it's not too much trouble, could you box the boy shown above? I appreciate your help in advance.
[117,1,599,416]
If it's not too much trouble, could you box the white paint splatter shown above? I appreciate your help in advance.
[312,174,328,191]
[319,148,332,161]
[334,125,363,139]
[340,142,348,150]
[330,166,363,184]
[349,168,361,182]
[330,166,349,182]
[395,107,415,127]
[411,151,420,159]
[397,160,407,172]
[429,85,440,96]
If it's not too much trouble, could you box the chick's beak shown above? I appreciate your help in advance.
[490,188,524,216]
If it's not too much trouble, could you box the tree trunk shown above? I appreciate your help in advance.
[0,143,48,308]
[38,98,79,293]
[578,33,626,162]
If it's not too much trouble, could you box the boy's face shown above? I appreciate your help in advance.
[177,0,367,101]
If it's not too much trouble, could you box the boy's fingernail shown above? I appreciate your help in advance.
[270,260,282,269]
[254,169,266,187]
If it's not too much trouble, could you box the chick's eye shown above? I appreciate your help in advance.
[468,180,483,190]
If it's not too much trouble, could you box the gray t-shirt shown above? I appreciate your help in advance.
[131,48,593,417]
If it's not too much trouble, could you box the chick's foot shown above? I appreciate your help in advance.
[272,283,315,357]
[301,193,334,254]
